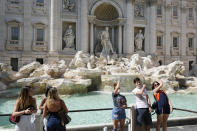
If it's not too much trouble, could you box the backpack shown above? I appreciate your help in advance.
[117,94,127,108]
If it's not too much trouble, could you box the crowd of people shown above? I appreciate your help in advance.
[11,77,172,131]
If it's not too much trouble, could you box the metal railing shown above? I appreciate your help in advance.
[0,106,133,131]
[2,106,197,131]
[0,106,132,116]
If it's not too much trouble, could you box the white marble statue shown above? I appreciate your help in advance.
[3,50,197,94]
[135,30,144,50]
[100,27,115,62]
[142,55,153,71]
[63,25,75,49]
[129,54,143,72]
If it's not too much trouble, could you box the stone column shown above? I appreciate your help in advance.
[124,0,134,55]
[88,16,95,54]
[164,5,171,57]
[0,0,6,51]
[112,27,115,45]
[49,0,61,52]
[90,23,94,54]
[180,7,187,56]
[118,24,123,55]
[23,0,32,51]
[48,0,61,63]
[149,2,156,54]
[80,0,89,52]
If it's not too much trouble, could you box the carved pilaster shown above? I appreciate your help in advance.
[88,15,96,54]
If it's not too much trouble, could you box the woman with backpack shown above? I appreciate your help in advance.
[112,80,127,131]
[152,80,173,131]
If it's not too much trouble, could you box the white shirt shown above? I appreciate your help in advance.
[132,86,149,108]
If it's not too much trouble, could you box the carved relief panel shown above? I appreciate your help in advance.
[134,4,145,19]
[6,0,24,14]
[134,0,145,17]
[62,0,76,13]
[32,0,48,16]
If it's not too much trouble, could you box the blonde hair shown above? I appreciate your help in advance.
[17,86,34,111]
[47,87,60,109]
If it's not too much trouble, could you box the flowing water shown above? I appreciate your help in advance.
[0,89,197,129]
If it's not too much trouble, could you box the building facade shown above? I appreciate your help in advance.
[0,0,197,74]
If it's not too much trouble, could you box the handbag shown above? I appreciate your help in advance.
[58,110,71,126]
[58,100,71,126]
[9,114,20,124]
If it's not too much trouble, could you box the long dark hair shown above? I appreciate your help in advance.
[45,86,52,97]
[17,86,34,110]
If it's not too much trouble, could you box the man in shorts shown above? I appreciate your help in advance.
[132,77,152,131]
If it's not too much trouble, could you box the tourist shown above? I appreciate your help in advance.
[152,80,173,131]
[43,87,68,131]
[12,86,37,131]
[132,77,152,131]
[39,86,52,131]
[112,80,127,131]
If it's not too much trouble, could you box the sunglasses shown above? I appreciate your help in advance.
[154,83,159,86]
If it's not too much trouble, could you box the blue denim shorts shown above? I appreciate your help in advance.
[112,107,126,120]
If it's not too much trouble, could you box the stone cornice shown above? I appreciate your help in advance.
[88,16,126,26]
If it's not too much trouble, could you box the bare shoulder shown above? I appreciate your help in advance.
[41,97,47,102]
[15,99,20,106]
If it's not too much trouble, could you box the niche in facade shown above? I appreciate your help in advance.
[134,27,145,52]
[62,22,76,53]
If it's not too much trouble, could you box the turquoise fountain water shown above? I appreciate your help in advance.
[0,90,197,129]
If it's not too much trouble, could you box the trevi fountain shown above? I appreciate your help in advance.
[1,0,197,130]
[1,27,197,129]
[1,50,197,128]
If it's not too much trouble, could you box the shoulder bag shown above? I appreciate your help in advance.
[58,100,71,126]
[9,114,20,124]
